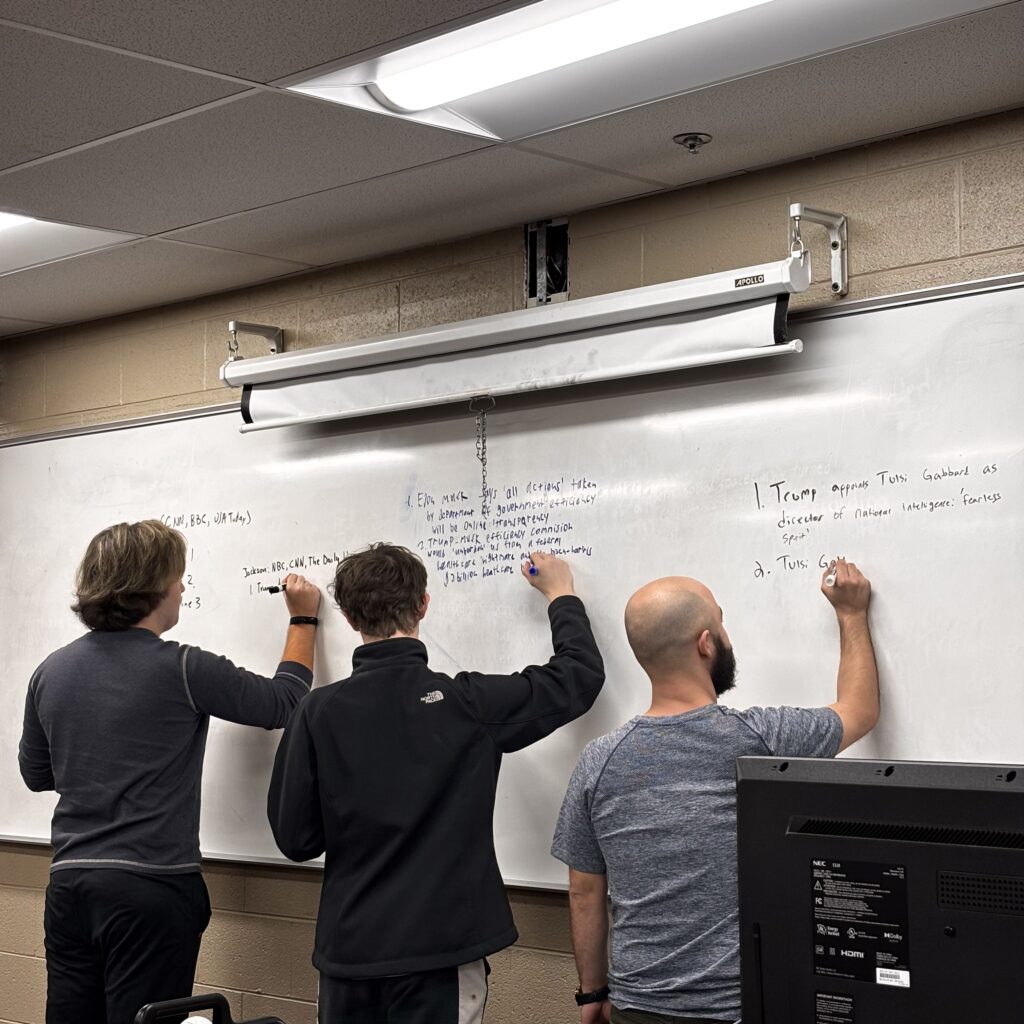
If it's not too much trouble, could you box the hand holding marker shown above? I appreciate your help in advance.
[820,557,871,617]
[264,572,322,619]
[522,550,576,601]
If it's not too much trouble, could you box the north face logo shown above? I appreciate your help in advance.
[420,691,444,704]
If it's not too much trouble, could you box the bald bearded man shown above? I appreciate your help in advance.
[552,559,878,1024]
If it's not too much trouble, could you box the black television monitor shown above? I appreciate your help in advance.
[736,756,1024,1023]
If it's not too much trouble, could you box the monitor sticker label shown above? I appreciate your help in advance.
[815,991,854,1024]
[811,859,911,987]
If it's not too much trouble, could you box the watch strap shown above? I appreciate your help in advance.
[574,985,610,1006]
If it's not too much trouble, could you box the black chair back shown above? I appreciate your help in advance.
[134,992,285,1024]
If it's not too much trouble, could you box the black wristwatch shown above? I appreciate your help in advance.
[575,985,610,1006]
[289,615,319,626]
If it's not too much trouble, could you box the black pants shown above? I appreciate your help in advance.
[318,959,489,1024]
[44,868,211,1024]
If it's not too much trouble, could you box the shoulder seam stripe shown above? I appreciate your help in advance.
[723,706,774,755]
[590,720,643,807]
[180,645,197,713]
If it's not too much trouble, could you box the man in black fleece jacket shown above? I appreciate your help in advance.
[268,543,605,1024]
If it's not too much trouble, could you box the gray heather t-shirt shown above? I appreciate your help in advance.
[551,702,842,1021]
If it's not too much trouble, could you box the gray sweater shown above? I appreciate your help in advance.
[19,627,310,874]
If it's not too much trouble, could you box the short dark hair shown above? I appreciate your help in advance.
[331,542,427,638]
[72,520,187,631]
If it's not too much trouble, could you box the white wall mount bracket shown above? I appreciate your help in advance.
[226,321,283,363]
[790,203,848,297]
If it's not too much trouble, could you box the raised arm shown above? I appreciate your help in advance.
[459,552,605,753]
[280,572,322,671]
[822,558,879,751]
[185,573,321,728]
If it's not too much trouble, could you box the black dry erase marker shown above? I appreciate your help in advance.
[265,584,287,594]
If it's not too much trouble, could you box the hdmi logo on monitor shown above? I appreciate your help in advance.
[734,274,765,287]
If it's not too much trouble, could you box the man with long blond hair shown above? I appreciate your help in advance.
[19,519,321,1024]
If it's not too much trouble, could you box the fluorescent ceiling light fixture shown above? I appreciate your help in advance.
[0,212,35,233]
[370,0,774,113]
[0,212,139,277]
[286,0,1004,141]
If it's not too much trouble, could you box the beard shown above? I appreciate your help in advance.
[710,636,737,696]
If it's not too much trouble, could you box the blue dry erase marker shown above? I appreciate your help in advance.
[528,562,538,576]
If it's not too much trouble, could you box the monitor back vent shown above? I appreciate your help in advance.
[791,817,1024,850]
[938,872,1024,916]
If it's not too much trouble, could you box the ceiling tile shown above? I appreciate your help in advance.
[0,24,245,171]
[0,239,310,323]
[522,6,1024,188]
[0,91,491,234]
[0,221,139,275]
[0,0,538,82]
[165,147,651,265]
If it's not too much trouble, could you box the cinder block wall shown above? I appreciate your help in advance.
[1,109,1022,1023]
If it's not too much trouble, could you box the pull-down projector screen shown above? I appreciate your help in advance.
[228,257,810,431]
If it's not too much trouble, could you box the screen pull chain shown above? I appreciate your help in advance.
[469,395,496,521]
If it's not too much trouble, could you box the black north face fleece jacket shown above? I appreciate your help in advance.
[267,595,604,978]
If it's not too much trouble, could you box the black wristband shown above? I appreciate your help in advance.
[574,985,609,1006]
[289,616,319,627]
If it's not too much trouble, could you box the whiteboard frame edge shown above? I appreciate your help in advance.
[0,401,239,449]
[0,833,49,848]
[0,834,571,890]
[790,271,1024,324]
[196,852,568,890]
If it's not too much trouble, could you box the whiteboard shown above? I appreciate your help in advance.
[2,279,1022,888]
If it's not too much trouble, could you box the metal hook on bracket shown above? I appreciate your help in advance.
[226,321,284,361]
[789,204,848,297]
